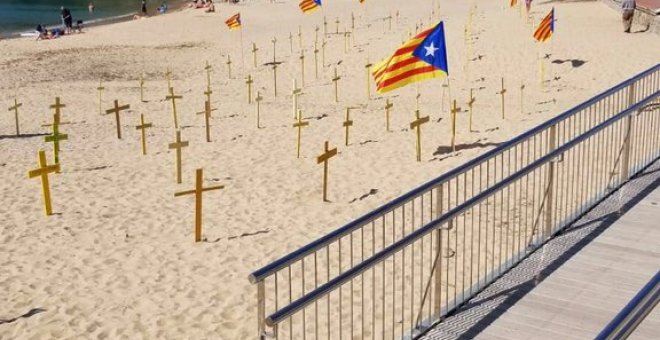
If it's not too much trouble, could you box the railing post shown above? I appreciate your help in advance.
[257,280,266,339]
[432,185,443,318]
[544,125,557,239]
[621,81,637,181]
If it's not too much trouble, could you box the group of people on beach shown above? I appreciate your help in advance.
[190,0,216,13]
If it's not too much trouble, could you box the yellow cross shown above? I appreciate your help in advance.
[299,50,306,87]
[335,17,340,34]
[332,67,341,102]
[255,92,264,129]
[135,114,153,155]
[365,61,373,100]
[168,130,189,184]
[292,79,302,119]
[498,77,506,119]
[226,55,232,79]
[246,74,254,104]
[252,42,259,68]
[323,16,328,35]
[49,97,66,121]
[165,67,173,89]
[322,39,327,67]
[271,37,277,63]
[468,89,476,132]
[298,26,303,50]
[97,79,105,115]
[44,115,68,165]
[351,12,355,30]
[105,99,130,139]
[384,98,393,132]
[410,110,430,162]
[293,109,309,159]
[343,107,355,146]
[317,141,338,202]
[314,41,319,79]
[272,62,279,97]
[166,87,183,129]
[196,101,217,142]
[174,168,225,242]
[28,150,61,216]
[520,83,525,115]
[8,98,22,136]
[139,72,146,102]
[450,100,462,152]
[289,32,293,53]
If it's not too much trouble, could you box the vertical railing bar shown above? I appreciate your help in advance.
[381,217,385,337]
[339,236,343,340]
[470,168,476,296]
[302,258,306,340]
[410,199,415,339]
[371,221,376,340]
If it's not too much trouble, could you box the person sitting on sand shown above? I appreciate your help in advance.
[205,0,215,12]
[158,2,168,13]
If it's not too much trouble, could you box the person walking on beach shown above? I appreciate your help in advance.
[61,6,73,34]
[89,2,95,13]
[141,0,148,16]
[622,0,636,33]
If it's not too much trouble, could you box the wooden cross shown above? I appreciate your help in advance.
[343,107,354,146]
[322,39,327,67]
[272,63,279,97]
[384,98,393,132]
[314,26,320,45]
[204,61,213,92]
[255,92,264,129]
[252,43,259,68]
[97,79,105,115]
[44,115,68,165]
[313,41,320,79]
[498,77,506,119]
[323,16,328,35]
[135,114,152,155]
[271,37,277,63]
[365,61,373,100]
[226,55,232,79]
[168,130,189,184]
[415,88,421,111]
[317,141,337,202]
[351,12,355,30]
[344,30,350,54]
[299,50,306,87]
[174,168,224,242]
[196,100,215,142]
[165,67,173,89]
[450,100,461,152]
[204,87,213,109]
[388,14,393,31]
[49,97,66,120]
[292,79,302,119]
[27,150,60,216]
[520,83,525,115]
[298,26,303,51]
[166,87,182,129]
[246,74,254,104]
[105,99,130,139]
[8,98,22,136]
[139,72,145,102]
[332,67,341,102]
[293,109,309,158]
[468,89,476,132]
[335,17,340,34]
[410,110,430,162]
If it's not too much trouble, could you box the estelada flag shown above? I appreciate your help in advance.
[533,8,555,42]
[225,13,241,30]
[299,0,322,14]
[372,22,449,94]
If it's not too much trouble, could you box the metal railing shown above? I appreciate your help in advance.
[249,64,660,339]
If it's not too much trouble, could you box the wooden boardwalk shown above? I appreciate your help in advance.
[421,160,660,340]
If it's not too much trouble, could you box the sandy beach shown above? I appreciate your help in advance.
[1,0,659,339]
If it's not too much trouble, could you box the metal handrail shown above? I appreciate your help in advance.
[248,63,660,284]
[596,271,660,340]
[264,91,660,325]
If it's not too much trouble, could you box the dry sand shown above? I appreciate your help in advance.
[1,0,658,339]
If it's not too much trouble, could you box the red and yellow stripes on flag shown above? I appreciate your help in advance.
[299,0,321,14]
[533,8,554,42]
[371,27,447,94]
[510,0,518,7]
[225,13,241,30]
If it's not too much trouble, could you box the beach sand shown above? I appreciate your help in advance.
[0,0,658,339]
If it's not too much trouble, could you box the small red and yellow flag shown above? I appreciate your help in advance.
[299,0,322,14]
[533,8,555,42]
[225,13,241,30]
[510,0,518,7]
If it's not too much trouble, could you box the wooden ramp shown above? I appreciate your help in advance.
[421,160,660,340]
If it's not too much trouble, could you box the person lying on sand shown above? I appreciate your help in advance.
[205,0,215,12]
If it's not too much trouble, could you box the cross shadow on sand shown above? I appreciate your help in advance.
[0,133,49,140]
[551,59,587,68]
[0,308,46,325]
[433,141,499,155]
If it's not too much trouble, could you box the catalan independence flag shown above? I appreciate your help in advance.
[372,22,449,94]
[225,13,241,30]
[533,8,555,42]
[299,0,322,14]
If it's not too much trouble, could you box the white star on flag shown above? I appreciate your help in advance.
[424,42,439,57]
